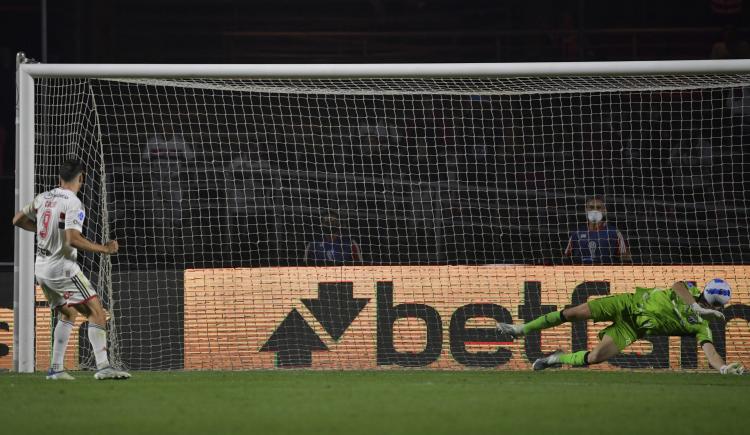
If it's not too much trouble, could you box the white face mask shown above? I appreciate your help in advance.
[587,210,603,223]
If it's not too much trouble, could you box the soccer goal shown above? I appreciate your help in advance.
[13,54,750,372]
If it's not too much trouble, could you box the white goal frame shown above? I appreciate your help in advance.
[14,55,750,372]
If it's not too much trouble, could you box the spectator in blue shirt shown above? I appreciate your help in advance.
[564,196,630,264]
[304,212,363,266]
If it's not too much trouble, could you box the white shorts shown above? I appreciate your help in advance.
[36,272,99,308]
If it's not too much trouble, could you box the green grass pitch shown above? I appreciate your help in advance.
[1,370,748,435]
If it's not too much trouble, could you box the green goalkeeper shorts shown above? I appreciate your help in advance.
[587,294,639,351]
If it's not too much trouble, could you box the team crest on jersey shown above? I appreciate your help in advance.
[63,291,72,300]
[587,240,598,257]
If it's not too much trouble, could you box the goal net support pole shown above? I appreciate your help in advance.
[15,53,36,373]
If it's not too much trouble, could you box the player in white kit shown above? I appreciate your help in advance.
[13,159,130,380]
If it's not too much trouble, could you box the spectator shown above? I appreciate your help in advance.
[142,123,193,162]
[554,11,593,61]
[141,124,193,262]
[710,25,750,59]
[710,0,743,21]
[564,196,631,264]
[357,119,400,160]
[304,212,363,266]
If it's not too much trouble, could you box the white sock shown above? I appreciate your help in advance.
[88,323,110,370]
[51,320,74,372]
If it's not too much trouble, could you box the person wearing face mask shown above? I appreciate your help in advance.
[303,212,363,266]
[563,196,631,264]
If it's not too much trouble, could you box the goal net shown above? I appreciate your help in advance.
[16,62,750,372]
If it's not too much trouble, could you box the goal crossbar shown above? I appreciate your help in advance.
[19,59,750,79]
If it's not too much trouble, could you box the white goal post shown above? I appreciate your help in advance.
[14,55,750,372]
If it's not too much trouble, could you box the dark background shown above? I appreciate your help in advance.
[0,0,748,370]
[1,0,748,265]
[2,0,749,264]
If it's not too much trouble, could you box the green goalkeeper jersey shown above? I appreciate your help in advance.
[631,283,713,344]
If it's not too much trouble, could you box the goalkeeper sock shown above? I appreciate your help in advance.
[522,310,567,335]
[88,323,110,370]
[51,319,74,372]
[558,351,590,367]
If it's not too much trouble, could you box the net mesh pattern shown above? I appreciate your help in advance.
[31,72,750,370]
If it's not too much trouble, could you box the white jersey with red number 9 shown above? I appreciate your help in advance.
[22,187,86,279]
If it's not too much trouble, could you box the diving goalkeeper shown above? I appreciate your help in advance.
[497,279,744,374]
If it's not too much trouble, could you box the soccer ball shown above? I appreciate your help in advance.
[703,278,731,306]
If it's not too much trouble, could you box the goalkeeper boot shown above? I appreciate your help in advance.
[94,366,131,380]
[532,350,564,371]
[496,322,524,339]
[46,369,75,380]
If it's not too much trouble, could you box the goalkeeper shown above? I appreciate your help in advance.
[497,279,744,374]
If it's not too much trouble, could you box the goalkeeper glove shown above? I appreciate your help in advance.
[691,303,725,321]
[720,362,745,375]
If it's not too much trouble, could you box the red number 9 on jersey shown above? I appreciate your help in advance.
[39,209,52,239]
